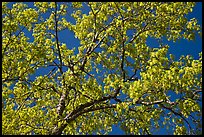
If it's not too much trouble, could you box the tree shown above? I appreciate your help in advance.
[2,2,202,135]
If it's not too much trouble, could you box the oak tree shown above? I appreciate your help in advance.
[2,2,202,135]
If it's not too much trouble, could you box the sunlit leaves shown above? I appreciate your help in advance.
[174,125,187,135]
[34,2,49,13]
[2,2,202,135]
[72,2,82,9]
[177,98,200,118]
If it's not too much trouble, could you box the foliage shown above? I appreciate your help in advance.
[2,2,202,135]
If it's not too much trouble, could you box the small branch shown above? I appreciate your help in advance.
[14,92,33,115]
[3,25,26,59]
[2,77,20,83]
[114,3,126,81]
[129,23,149,44]
[51,85,61,95]
[114,2,124,20]
[87,34,106,56]
[114,97,122,103]
[112,87,122,98]
[79,34,106,72]
[139,100,164,106]
[121,43,125,80]
[160,103,192,133]
[53,61,62,73]
[128,107,151,135]
[77,104,117,116]
[54,2,63,74]
[128,68,138,82]
[46,67,56,77]
[75,88,93,100]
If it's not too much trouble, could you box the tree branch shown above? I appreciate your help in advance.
[54,2,63,74]
[51,87,121,135]
[160,103,192,133]
[129,23,149,44]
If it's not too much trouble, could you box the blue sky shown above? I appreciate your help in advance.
[5,2,202,135]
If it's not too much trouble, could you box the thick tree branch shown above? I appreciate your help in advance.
[53,3,71,133]
[52,103,118,135]
[68,104,117,124]
[51,87,121,135]
[65,95,112,120]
